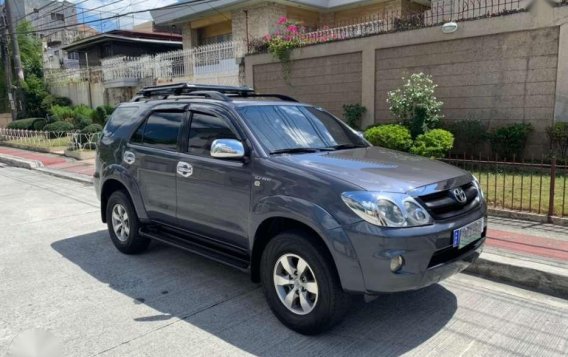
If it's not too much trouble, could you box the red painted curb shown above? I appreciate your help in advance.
[486,228,568,261]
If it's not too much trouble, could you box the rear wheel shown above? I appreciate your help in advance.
[260,230,351,335]
[106,191,150,254]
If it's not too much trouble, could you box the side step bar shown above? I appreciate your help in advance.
[139,227,250,271]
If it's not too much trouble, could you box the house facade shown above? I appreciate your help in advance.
[61,30,183,68]
[150,0,429,50]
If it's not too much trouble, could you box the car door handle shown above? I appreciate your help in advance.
[177,161,193,177]
[123,151,135,165]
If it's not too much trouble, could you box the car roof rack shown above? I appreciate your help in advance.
[132,83,298,103]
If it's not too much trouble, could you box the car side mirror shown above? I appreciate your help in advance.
[210,139,245,159]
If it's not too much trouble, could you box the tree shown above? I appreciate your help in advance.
[387,73,444,139]
[15,21,49,118]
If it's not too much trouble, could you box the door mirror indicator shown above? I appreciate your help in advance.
[210,139,245,159]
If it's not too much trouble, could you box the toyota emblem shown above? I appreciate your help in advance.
[452,188,468,204]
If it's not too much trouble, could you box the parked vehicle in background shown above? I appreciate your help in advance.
[95,84,487,334]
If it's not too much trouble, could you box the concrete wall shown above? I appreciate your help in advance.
[0,113,11,128]
[253,52,362,116]
[374,27,559,153]
[246,4,568,155]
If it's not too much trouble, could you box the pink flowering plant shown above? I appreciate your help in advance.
[264,16,303,66]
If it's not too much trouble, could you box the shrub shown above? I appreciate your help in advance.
[387,73,443,138]
[50,105,76,122]
[489,123,533,159]
[342,104,367,130]
[7,118,47,130]
[364,124,413,152]
[44,121,75,132]
[410,129,454,158]
[546,122,568,160]
[81,123,103,134]
[90,105,114,125]
[73,104,94,119]
[446,120,488,155]
[41,95,72,112]
[74,115,92,130]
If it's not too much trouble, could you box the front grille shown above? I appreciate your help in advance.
[417,182,479,220]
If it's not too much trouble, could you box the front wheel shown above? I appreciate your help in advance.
[260,230,351,335]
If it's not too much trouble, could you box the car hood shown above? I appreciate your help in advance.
[272,147,471,194]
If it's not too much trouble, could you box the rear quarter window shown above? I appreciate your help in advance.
[103,106,140,137]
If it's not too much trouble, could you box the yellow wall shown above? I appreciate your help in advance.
[331,0,402,25]
[286,6,320,29]
[200,20,232,38]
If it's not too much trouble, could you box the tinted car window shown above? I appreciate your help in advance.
[187,112,238,156]
[135,111,183,151]
[237,105,365,153]
[103,106,139,136]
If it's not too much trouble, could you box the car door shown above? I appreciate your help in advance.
[127,109,186,225]
[176,105,251,250]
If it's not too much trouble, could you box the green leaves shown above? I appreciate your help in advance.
[387,73,443,138]
[489,123,533,160]
[364,124,413,152]
[410,129,454,158]
[342,104,367,130]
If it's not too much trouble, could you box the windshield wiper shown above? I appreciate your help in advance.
[270,147,322,155]
[326,144,368,150]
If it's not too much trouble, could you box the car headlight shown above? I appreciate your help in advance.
[341,192,433,228]
[472,176,485,200]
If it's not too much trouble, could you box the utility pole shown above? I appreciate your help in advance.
[1,9,16,120]
[5,0,24,81]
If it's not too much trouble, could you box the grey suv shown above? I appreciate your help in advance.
[95,84,486,335]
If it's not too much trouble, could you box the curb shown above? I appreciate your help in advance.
[0,153,93,185]
[465,252,568,299]
[36,167,93,185]
[0,154,44,169]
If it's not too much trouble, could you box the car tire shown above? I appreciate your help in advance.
[106,190,150,254]
[260,230,351,335]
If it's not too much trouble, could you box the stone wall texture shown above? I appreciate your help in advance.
[252,52,362,117]
[374,27,559,152]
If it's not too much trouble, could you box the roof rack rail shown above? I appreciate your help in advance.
[136,83,254,98]
[132,82,298,103]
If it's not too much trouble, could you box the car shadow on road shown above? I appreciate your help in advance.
[52,230,458,355]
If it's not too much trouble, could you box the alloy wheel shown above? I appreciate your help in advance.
[111,203,130,242]
[273,253,319,315]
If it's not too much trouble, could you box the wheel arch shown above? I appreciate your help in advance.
[250,197,366,292]
[100,172,147,223]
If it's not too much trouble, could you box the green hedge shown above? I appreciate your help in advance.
[364,124,413,152]
[7,118,47,130]
[81,123,103,134]
[410,129,454,158]
[44,121,75,132]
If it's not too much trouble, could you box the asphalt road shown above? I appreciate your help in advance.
[0,166,567,357]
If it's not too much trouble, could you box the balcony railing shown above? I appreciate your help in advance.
[101,40,244,86]
[248,0,528,54]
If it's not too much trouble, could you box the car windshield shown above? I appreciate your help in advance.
[237,105,368,154]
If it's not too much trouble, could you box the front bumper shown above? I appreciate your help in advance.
[342,206,486,294]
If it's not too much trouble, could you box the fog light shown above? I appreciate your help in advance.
[390,255,404,273]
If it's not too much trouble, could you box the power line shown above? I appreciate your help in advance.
[9,0,218,36]
[17,0,92,22]
[32,0,124,32]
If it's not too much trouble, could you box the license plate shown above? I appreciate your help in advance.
[453,218,484,249]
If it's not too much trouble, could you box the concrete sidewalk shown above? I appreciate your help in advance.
[0,145,566,297]
[0,146,94,183]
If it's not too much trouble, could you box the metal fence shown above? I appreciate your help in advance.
[248,0,527,53]
[0,128,101,152]
[101,40,243,85]
[444,155,568,221]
